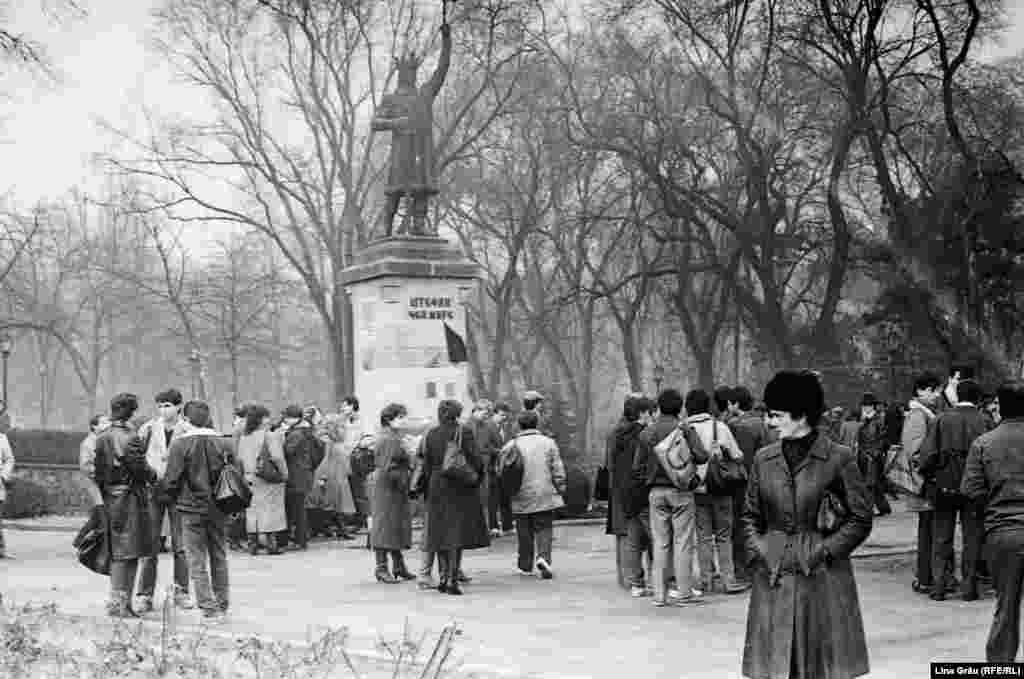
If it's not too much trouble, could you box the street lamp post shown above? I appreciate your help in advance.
[188,349,201,398]
[653,363,665,395]
[0,332,11,405]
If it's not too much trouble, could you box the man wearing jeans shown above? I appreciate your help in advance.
[163,401,231,623]
[136,389,191,613]
[505,410,566,579]
[632,388,709,607]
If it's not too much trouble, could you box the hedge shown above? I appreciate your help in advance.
[2,478,49,518]
[6,429,86,466]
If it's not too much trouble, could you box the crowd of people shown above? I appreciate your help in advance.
[1,363,1023,676]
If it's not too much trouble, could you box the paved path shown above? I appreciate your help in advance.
[1,505,998,678]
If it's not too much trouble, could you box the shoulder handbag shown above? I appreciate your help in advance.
[704,421,747,495]
[817,473,849,535]
[207,440,252,515]
[441,425,480,487]
[653,426,698,491]
[254,433,284,484]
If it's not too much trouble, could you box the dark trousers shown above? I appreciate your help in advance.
[986,529,1024,661]
[110,558,139,599]
[515,510,554,572]
[436,549,463,583]
[181,510,229,613]
[284,489,310,548]
[917,510,934,585]
[732,483,748,581]
[859,453,891,515]
[137,496,188,598]
[488,472,514,532]
[933,498,985,594]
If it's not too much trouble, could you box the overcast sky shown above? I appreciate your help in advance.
[0,0,1022,210]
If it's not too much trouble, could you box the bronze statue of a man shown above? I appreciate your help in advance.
[372,20,452,237]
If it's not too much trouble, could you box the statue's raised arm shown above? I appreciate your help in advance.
[422,22,451,99]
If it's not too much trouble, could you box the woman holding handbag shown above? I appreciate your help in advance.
[742,371,873,679]
[370,403,415,583]
[419,399,490,595]
[236,404,288,556]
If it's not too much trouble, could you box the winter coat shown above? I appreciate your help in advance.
[237,429,288,534]
[919,404,989,507]
[741,434,872,679]
[0,433,13,504]
[162,428,229,516]
[92,422,156,561]
[901,400,937,512]
[370,430,413,550]
[504,429,567,516]
[606,419,645,533]
[422,422,491,551]
[283,423,326,494]
[308,440,356,515]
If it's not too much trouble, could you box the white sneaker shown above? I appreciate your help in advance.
[535,557,553,580]
[517,568,533,576]
[630,586,650,598]
[490,529,503,538]
[667,588,684,600]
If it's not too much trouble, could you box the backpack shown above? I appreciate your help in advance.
[441,425,479,487]
[704,421,747,495]
[653,425,699,491]
[500,440,525,497]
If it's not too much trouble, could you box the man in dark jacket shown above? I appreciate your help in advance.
[962,380,1024,660]
[280,405,326,550]
[163,401,230,623]
[920,378,990,601]
[631,388,708,606]
[488,402,514,535]
[727,386,767,584]
[857,393,891,516]
[607,396,653,594]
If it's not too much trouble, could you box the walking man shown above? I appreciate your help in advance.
[504,410,566,580]
[163,401,232,624]
[136,389,191,613]
[961,381,1024,660]
[488,402,514,537]
[857,393,891,516]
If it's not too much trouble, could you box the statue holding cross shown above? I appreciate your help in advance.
[372,10,453,237]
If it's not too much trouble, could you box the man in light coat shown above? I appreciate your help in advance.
[902,371,943,594]
[503,409,566,579]
[136,388,192,613]
[79,414,111,507]
[0,427,14,558]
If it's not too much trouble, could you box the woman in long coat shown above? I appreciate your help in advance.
[237,404,288,555]
[307,415,356,539]
[420,399,490,595]
[742,371,873,679]
[91,392,155,618]
[370,403,415,583]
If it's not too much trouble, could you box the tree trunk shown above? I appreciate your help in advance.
[618,317,643,393]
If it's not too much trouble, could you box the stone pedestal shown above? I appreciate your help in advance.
[340,236,481,426]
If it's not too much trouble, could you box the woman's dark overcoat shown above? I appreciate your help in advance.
[742,434,873,679]
[370,430,413,551]
[421,422,490,552]
[92,422,155,561]
[605,419,645,536]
